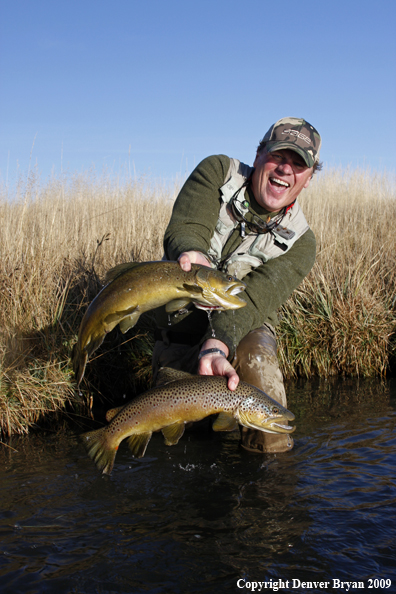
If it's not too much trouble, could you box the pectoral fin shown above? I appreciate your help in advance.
[162,422,186,445]
[212,412,238,432]
[127,432,152,458]
[165,298,191,313]
[182,283,202,294]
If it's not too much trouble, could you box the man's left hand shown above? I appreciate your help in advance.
[198,338,239,391]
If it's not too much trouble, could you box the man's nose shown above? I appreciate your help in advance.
[276,159,293,174]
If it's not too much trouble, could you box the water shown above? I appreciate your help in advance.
[1,378,395,593]
[206,310,216,338]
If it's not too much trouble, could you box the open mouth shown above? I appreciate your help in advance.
[228,285,245,296]
[193,283,246,311]
[269,177,290,189]
[270,422,295,433]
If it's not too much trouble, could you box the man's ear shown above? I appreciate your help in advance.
[304,173,313,189]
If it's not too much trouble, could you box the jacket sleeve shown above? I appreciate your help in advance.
[205,228,316,356]
[164,155,230,259]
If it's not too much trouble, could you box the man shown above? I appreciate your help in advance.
[153,117,322,453]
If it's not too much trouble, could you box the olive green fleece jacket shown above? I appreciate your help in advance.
[159,154,316,357]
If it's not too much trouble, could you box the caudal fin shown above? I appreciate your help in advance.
[80,426,118,474]
[72,332,106,386]
[72,343,88,387]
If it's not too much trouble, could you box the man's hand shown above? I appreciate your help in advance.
[177,253,239,390]
[178,251,211,272]
[198,338,240,391]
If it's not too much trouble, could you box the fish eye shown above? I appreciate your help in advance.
[272,407,279,414]
[226,275,234,281]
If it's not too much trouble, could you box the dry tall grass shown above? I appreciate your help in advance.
[1,164,395,436]
[0,167,177,437]
[279,167,396,377]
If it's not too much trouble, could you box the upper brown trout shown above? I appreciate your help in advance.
[72,261,246,386]
[81,367,296,474]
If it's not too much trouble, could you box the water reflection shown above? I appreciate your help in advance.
[0,378,395,593]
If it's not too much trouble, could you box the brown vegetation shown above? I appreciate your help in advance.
[1,165,395,436]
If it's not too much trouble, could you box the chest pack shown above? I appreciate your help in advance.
[206,158,310,279]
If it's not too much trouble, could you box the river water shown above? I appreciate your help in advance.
[0,378,395,594]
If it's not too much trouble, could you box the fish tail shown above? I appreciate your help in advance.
[72,332,105,386]
[72,342,88,387]
[80,427,118,475]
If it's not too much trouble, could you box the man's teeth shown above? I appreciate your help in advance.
[270,177,290,187]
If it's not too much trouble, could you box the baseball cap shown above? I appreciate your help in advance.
[261,117,321,167]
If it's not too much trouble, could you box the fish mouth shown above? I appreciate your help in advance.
[250,420,295,435]
[269,422,295,433]
[238,410,295,434]
[193,283,247,311]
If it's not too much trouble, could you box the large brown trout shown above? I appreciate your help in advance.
[81,368,296,474]
[72,261,246,386]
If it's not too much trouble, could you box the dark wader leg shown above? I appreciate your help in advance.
[152,331,201,380]
[232,324,294,454]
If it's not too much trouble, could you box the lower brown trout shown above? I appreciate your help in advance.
[72,261,246,386]
[81,368,296,474]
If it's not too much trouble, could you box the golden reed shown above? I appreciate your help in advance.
[0,165,395,436]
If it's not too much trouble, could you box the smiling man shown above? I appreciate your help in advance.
[153,117,322,454]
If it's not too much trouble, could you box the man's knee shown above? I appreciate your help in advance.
[232,324,287,407]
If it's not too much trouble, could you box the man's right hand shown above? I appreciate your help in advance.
[178,251,211,272]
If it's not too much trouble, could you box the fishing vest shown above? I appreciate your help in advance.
[207,158,310,279]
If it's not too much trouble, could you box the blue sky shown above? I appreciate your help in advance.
[1,0,395,187]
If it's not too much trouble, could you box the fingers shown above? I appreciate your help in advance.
[178,252,192,271]
[198,339,239,391]
[198,355,240,391]
[178,251,211,272]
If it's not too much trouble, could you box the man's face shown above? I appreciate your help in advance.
[251,148,313,212]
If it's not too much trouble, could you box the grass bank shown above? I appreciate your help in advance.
[1,165,395,436]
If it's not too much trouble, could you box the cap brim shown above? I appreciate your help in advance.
[265,141,314,168]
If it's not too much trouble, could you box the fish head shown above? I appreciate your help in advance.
[191,267,247,311]
[236,395,295,435]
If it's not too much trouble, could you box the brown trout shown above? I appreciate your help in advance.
[72,261,246,386]
[81,368,296,474]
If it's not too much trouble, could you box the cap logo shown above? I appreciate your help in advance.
[282,129,311,145]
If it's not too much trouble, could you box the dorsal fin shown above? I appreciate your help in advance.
[156,367,194,387]
[104,261,142,284]
[105,405,124,422]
